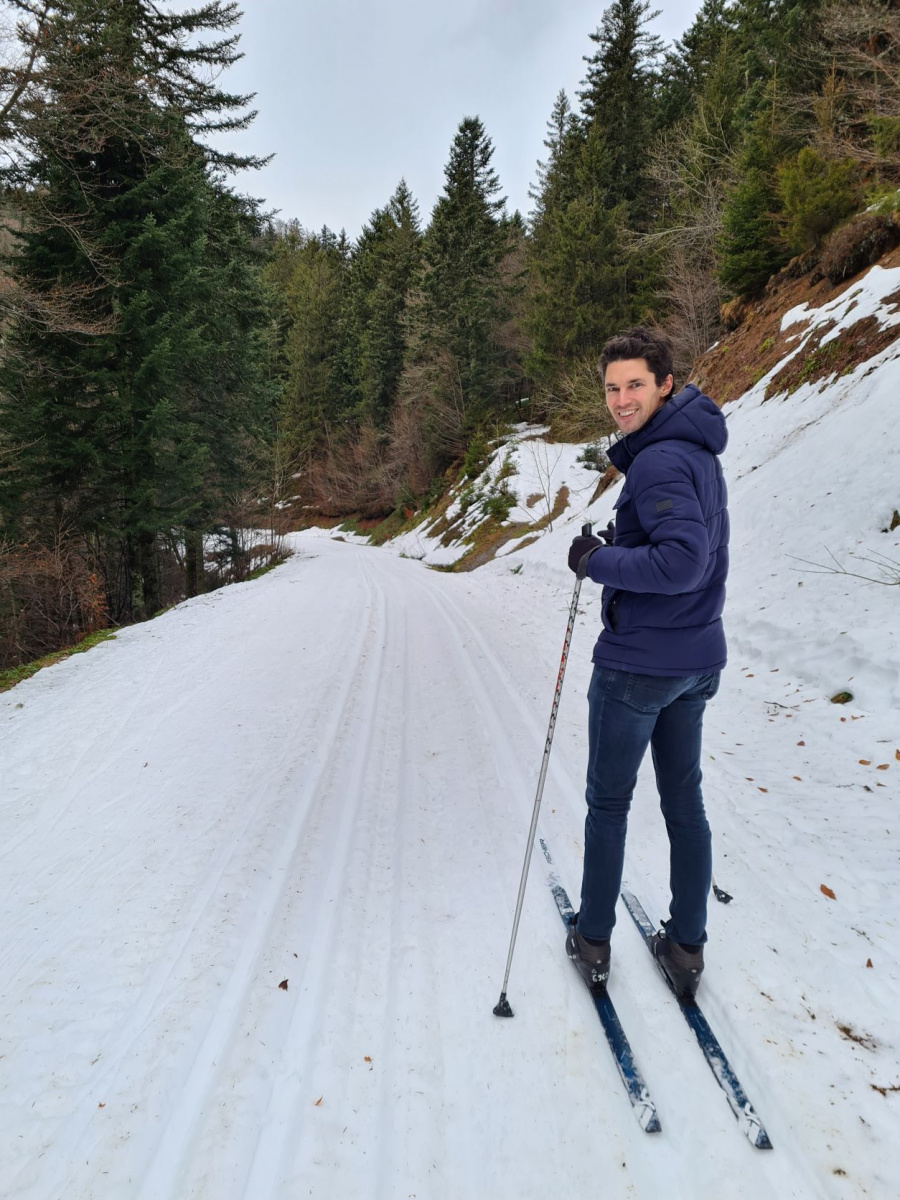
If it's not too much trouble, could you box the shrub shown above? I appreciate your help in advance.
[462,432,492,480]
[777,149,861,253]
[483,489,516,522]
[542,355,617,443]
[818,212,900,285]
[719,169,791,298]
[0,534,109,670]
[869,116,900,160]
[577,445,612,472]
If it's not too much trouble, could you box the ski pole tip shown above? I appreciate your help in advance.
[493,993,514,1018]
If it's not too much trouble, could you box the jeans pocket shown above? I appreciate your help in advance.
[698,671,721,702]
[621,672,688,713]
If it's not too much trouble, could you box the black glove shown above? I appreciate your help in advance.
[568,534,605,575]
[599,520,615,545]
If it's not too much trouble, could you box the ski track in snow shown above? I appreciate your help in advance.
[1,530,897,1199]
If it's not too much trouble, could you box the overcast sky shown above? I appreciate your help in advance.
[219,1,705,239]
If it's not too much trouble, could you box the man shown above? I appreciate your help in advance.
[565,326,728,997]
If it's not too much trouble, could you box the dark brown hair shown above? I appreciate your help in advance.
[598,327,675,397]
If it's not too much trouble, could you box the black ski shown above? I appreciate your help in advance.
[620,888,773,1149]
[540,841,661,1133]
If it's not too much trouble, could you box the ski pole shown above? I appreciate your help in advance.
[494,522,594,1018]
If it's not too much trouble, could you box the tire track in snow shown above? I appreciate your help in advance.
[230,560,401,1199]
[128,556,393,1200]
[7,561,382,1200]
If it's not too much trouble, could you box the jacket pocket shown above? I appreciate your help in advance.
[602,588,622,633]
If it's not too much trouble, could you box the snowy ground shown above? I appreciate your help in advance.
[2,269,899,1198]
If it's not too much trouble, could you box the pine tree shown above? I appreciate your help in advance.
[267,225,349,457]
[578,0,664,230]
[418,116,510,430]
[526,123,628,381]
[528,90,582,225]
[657,0,736,129]
[0,1,273,621]
[718,111,793,296]
[340,180,422,430]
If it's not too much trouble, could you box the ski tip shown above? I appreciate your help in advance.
[753,1127,774,1150]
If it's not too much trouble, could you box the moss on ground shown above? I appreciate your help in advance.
[0,628,118,694]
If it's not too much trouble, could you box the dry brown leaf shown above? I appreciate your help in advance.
[746,673,755,678]
[859,760,871,766]
[364,1056,372,1063]
[895,749,900,761]
[758,787,768,793]
[793,776,802,781]
[876,764,889,771]
[820,884,836,900]
[314,1096,323,1107]
[278,979,289,991]
[866,959,874,969]
[98,1102,106,1108]
[798,740,806,746]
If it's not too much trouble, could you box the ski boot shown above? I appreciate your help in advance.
[650,924,704,997]
[566,916,610,988]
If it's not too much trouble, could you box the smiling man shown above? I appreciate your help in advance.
[565,326,729,997]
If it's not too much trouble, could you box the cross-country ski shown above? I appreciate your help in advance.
[621,889,773,1150]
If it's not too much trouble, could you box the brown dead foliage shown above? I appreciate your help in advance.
[0,534,109,670]
[450,486,571,572]
[694,243,900,405]
[765,316,900,400]
[590,465,621,504]
[816,213,900,286]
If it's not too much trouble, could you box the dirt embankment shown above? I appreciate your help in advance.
[694,239,900,406]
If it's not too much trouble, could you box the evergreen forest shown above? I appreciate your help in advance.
[1,0,899,670]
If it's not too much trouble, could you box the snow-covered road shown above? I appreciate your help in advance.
[1,535,896,1199]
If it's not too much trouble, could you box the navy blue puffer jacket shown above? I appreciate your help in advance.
[587,384,729,676]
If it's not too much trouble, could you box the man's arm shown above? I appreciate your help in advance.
[586,449,710,595]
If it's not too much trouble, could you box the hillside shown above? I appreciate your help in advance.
[1,250,898,1200]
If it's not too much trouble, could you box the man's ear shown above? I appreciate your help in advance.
[662,374,674,399]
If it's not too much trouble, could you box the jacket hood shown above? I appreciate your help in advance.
[608,384,727,471]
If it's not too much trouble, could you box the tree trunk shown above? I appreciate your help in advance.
[184,527,203,598]
[138,529,160,616]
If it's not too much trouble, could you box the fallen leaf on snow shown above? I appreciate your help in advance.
[866,959,873,968]
[820,884,836,900]
[98,1102,106,1108]
[758,787,768,793]
[877,764,889,771]
[895,749,900,761]
[314,1096,323,1106]
[797,740,806,746]
[364,1056,372,1063]
[793,776,802,781]
[859,759,871,766]
[278,979,289,991]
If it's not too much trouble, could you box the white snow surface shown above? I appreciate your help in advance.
[3,283,900,1198]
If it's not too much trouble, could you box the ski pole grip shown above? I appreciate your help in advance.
[576,521,594,579]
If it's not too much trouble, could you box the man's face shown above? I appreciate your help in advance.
[604,358,673,435]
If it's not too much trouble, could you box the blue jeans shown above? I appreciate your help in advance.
[577,665,720,947]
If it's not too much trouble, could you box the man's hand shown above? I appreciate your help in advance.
[568,534,605,575]
[599,520,615,545]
